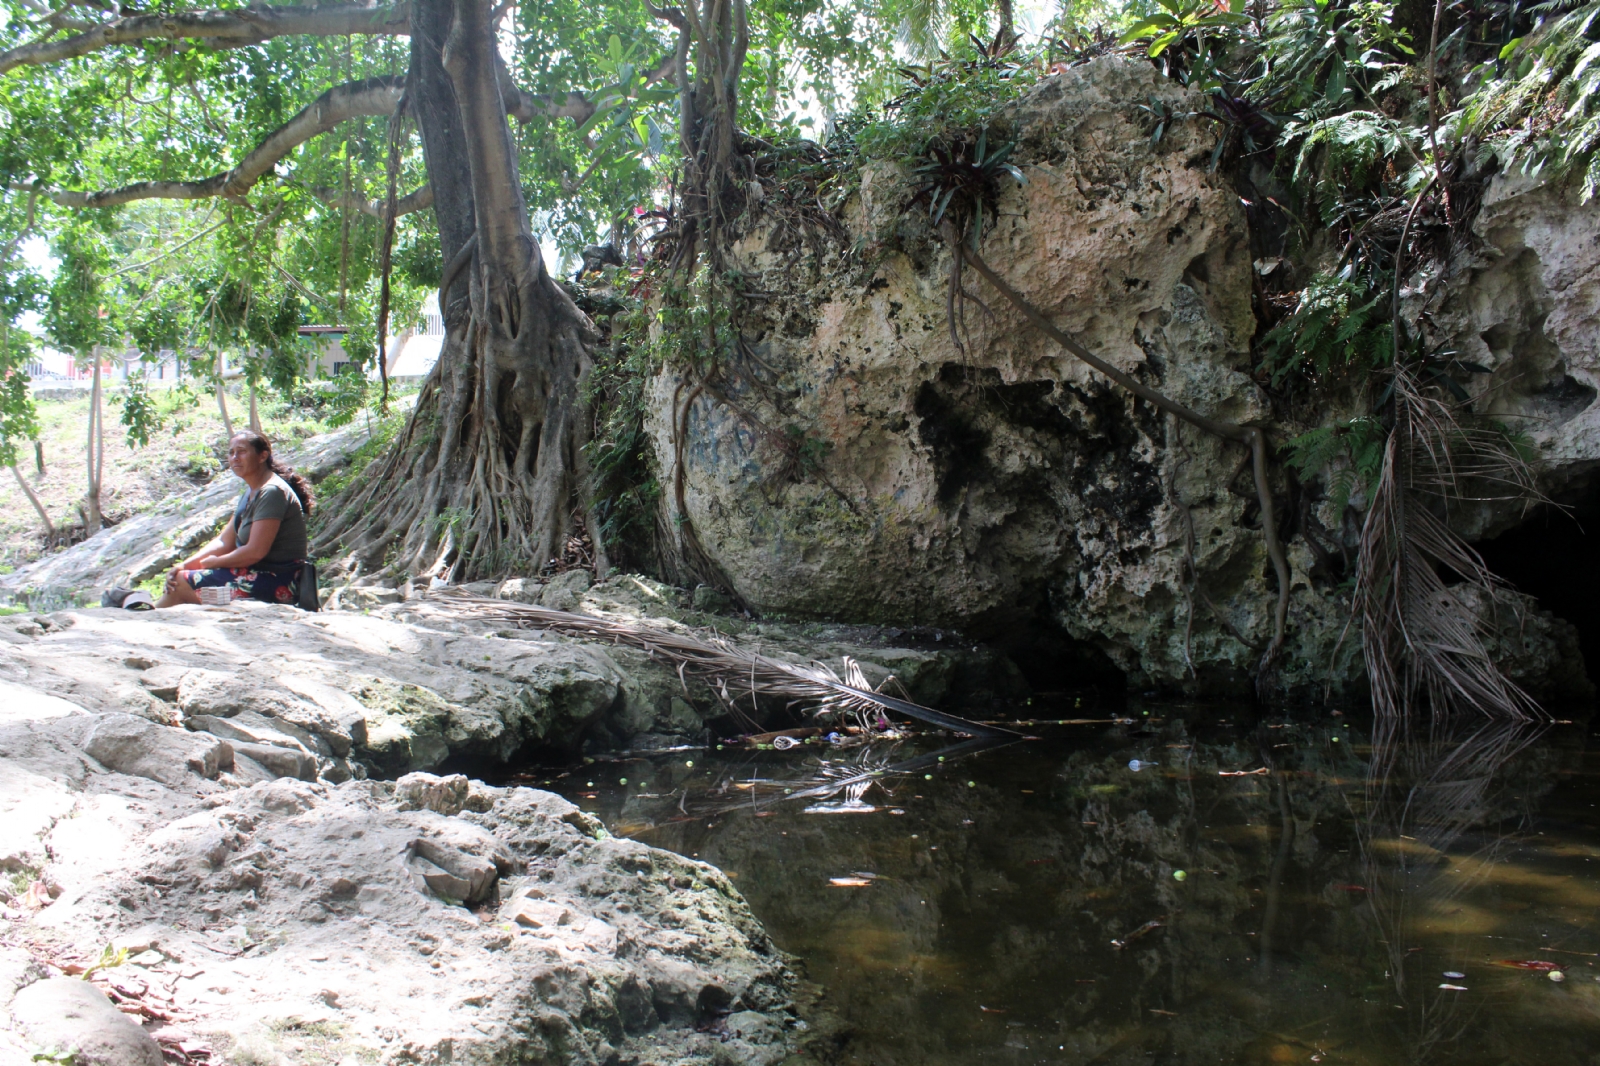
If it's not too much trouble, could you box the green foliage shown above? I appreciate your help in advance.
[1260,271,1393,387]
[115,371,166,449]
[1283,415,1387,514]
[29,1048,75,1065]
[584,301,664,558]
[853,49,1039,164]
[1282,110,1422,208]
[0,325,36,469]
[312,404,406,505]
[320,367,371,429]
[782,423,834,474]
[1252,0,1413,112]
[1120,0,1250,91]
[44,227,115,354]
[909,128,1025,235]
[1453,1,1600,199]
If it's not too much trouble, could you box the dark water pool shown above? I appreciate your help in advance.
[516,708,1600,1065]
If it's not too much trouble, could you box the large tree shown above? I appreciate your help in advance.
[0,0,692,578]
[0,0,1020,580]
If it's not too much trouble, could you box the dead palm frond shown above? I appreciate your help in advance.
[1352,367,1546,720]
[408,590,1019,737]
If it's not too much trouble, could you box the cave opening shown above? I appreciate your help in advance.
[1476,485,1600,691]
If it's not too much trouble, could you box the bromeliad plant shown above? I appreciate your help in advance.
[908,129,1025,237]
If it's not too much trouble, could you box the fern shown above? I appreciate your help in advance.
[1453,1,1600,198]
[1252,0,1414,113]
[1284,416,1387,515]
[1259,271,1394,387]
[1283,111,1422,203]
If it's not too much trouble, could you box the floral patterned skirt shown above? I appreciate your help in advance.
[180,561,305,605]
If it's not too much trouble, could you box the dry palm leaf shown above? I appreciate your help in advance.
[408,590,1019,737]
[1352,367,1544,720]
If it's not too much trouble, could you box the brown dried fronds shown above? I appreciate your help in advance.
[1352,367,1545,721]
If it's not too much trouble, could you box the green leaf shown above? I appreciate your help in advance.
[1149,29,1184,58]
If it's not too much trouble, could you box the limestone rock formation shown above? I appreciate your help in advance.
[0,570,1000,785]
[647,56,1599,698]
[1423,173,1600,523]
[648,57,1347,692]
[0,687,802,1064]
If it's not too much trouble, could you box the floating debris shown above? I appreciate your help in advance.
[1493,960,1561,971]
[804,801,878,815]
[1218,767,1270,777]
[1111,919,1164,949]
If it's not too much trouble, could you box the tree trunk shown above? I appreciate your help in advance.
[12,464,54,539]
[33,440,44,476]
[248,377,262,434]
[315,0,605,581]
[996,0,1015,47]
[85,350,103,532]
[215,367,233,438]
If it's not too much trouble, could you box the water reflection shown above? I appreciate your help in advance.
[1356,719,1550,1063]
[518,710,1599,1065]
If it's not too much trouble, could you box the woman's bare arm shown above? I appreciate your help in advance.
[201,518,280,570]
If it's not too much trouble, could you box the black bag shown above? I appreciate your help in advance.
[296,562,321,612]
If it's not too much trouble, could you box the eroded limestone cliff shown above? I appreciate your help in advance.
[647,57,1599,700]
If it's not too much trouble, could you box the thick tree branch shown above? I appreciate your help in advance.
[0,2,409,75]
[494,51,678,127]
[310,183,434,218]
[25,75,405,208]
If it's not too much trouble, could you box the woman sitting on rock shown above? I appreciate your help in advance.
[156,431,314,608]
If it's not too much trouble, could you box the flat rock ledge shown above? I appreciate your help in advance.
[0,574,997,779]
[0,694,802,1065]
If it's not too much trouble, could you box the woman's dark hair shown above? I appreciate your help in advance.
[231,430,314,516]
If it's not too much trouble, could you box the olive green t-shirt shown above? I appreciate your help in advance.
[235,473,308,565]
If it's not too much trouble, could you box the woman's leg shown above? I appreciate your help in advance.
[156,568,202,608]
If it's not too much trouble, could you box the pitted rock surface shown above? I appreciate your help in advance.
[0,692,803,1065]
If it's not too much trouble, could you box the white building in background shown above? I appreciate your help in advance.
[24,346,181,387]
[299,295,445,382]
[296,325,352,377]
[385,295,446,380]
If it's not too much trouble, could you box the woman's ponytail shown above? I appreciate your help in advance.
[269,457,315,517]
